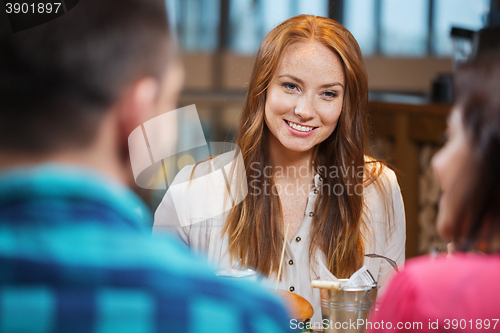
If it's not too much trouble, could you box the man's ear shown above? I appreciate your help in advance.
[116,77,159,141]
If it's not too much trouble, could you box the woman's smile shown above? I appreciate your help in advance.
[283,119,319,137]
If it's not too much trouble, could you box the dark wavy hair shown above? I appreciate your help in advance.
[453,50,500,252]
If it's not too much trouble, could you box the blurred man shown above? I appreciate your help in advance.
[0,1,290,332]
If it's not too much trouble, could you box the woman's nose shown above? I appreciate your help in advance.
[293,94,316,120]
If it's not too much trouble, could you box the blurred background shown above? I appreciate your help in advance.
[155,0,500,258]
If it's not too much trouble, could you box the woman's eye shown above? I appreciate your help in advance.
[282,82,299,91]
[322,91,339,99]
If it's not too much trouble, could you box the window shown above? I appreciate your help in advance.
[432,0,490,55]
[343,0,377,54]
[167,0,491,56]
[343,0,490,57]
[167,0,220,52]
[380,0,429,56]
[229,0,328,54]
[167,0,328,54]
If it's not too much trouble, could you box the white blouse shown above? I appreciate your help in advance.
[154,152,406,325]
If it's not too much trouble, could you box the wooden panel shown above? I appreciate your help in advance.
[409,114,447,145]
[368,99,451,258]
[369,110,396,139]
[394,113,420,259]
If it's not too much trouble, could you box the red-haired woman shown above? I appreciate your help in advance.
[368,52,500,332]
[155,15,406,325]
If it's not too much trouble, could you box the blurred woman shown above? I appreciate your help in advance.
[368,52,500,332]
[155,15,405,324]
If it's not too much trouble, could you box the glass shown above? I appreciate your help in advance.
[429,243,451,257]
[450,27,474,68]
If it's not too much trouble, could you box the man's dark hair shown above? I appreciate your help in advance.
[0,0,171,153]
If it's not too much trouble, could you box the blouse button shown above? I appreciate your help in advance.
[308,212,314,217]
[314,189,319,194]
[296,236,301,242]
[289,286,295,292]
[289,260,293,265]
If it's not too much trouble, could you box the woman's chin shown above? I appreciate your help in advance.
[278,141,316,154]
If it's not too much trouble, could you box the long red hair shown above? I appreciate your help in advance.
[224,15,385,278]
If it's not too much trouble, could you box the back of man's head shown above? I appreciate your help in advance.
[0,0,172,153]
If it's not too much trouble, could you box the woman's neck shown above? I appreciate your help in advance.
[268,134,315,180]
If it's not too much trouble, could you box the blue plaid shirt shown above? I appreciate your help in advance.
[0,165,291,333]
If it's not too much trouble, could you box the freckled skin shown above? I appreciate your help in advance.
[264,41,346,240]
[265,41,345,157]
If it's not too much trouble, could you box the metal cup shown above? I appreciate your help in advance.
[319,280,378,333]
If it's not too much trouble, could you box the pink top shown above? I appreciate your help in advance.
[367,254,500,332]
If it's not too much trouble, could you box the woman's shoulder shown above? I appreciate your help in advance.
[371,253,500,326]
[405,253,500,277]
[394,253,500,297]
[363,156,399,193]
[170,150,240,188]
[165,150,244,221]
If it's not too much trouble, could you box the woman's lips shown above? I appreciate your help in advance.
[284,119,318,137]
